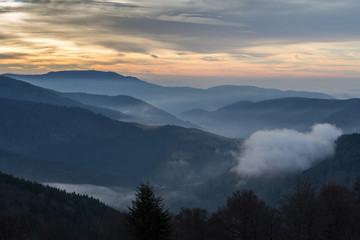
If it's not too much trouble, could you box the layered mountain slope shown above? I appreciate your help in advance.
[0,75,195,128]
[0,149,129,185]
[181,98,360,137]
[62,92,195,127]
[4,70,332,114]
[0,75,78,106]
[0,75,130,121]
[0,98,238,186]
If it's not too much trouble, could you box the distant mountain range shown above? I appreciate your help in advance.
[0,75,131,120]
[3,70,332,114]
[0,75,193,128]
[180,97,360,137]
[61,92,195,127]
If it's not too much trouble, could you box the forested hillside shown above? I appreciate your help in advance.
[0,171,127,239]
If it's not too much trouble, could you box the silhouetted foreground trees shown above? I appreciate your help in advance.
[172,180,360,240]
[126,183,171,240]
[2,171,360,239]
[0,171,128,240]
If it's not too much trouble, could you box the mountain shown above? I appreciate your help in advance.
[3,70,332,114]
[4,70,158,99]
[61,92,196,127]
[0,149,130,186]
[180,97,360,137]
[0,170,119,220]
[0,98,238,187]
[0,171,126,239]
[0,75,78,106]
[0,75,131,121]
[193,133,360,209]
[0,75,196,128]
[298,133,360,187]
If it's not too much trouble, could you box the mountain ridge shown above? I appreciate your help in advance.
[3,70,333,114]
[5,70,145,83]
[61,92,196,127]
[0,75,195,128]
[181,97,360,137]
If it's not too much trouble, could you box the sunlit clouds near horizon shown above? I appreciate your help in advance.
[0,0,360,91]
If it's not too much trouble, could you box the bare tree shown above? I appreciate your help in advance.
[172,208,210,240]
[280,182,320,240]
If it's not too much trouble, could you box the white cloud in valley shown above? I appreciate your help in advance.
[232,123,342,178]
[45,183,135,209]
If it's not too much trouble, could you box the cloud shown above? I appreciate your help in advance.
[1,0,360,83]
[10,0,360,54]
[45,183,135,209]
[201,56,220,62]
[232,124,342,178]
[0,53,30,59]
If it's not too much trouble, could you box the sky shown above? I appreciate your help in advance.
[0,0,360,93]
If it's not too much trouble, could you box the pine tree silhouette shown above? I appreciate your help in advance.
[126,183,171,240]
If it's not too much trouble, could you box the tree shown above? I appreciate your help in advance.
[209,190,280,240]
[280,182,320,240]
[0,212,34,240]
[318,183,359,240]
[354,178,360,203]
[172,208,210,240]
[126,183,171,240]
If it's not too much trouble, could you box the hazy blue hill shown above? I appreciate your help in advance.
[0,75,79,106]
[0,98,237,187]
[206,85,331,100]
[4,70,332,114]
[0,75,131,121]
[0,75,197,128]
[61,92,196,127]
[181,97,360,137]
[38,70,143,82]
[5,70,144,83]
[4,70,159,98]
[217,97,304,111]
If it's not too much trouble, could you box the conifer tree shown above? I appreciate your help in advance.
[126,182,171,240]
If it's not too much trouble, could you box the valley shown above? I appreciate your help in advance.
[1,71,359,211]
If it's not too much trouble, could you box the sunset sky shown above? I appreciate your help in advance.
[0,0,359,93]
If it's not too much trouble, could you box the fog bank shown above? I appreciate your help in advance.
[233,124,342,177]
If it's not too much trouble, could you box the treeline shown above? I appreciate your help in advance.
[172,181,360,240]
[0,171,127,239]
[1,171,360,239]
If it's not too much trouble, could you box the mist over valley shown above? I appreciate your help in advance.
[0,71,359,211]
